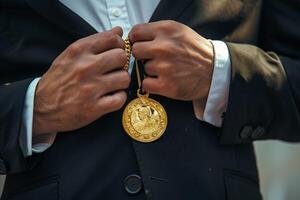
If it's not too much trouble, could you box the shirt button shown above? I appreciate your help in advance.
[124,174,143,195]
[111,8,121,17]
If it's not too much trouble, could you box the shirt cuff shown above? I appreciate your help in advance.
[19,77,55,156]
[202,40,231,127]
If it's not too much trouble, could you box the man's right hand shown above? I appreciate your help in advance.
[32,27,130,136]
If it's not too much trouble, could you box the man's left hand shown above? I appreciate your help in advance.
[129,20,214,104]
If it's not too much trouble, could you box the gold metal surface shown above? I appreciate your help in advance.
[123,38,131,71]
[122,93,168,143]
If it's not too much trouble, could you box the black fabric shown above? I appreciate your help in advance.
[0,79,40,174]
[220,0,300,144]
[0,0,299,199]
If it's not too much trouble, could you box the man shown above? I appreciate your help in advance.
[0,0,299,199]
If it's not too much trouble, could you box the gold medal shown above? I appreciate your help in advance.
[121,43,168,142]
[122,90,168,143]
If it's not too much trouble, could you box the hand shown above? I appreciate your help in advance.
[33,27,130,136]
[128,20,214,102]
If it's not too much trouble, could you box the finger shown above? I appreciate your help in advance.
[89,28,125,54]
[111,26,123,37]
[131,41,155,60]
[96,90,127,115]
[142,77,163,95]
[144,60,160,77]
[96,48,127,74]
[97,70,131,96]
[129,23,156,43]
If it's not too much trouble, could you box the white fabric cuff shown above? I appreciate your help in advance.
[20,78,41,156]
[32,143,53,153]
[202,40,231,127]
[20,77,55,156]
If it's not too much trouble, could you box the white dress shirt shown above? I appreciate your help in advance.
[20,0,231,156]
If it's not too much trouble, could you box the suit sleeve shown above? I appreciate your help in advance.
[220,0,300,144]
[0,79,39,174]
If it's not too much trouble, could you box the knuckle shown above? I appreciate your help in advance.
[68,42,82,55]
[100,31,111,39]
[112,93,126,109]
[165,62,176,74]
[154,45,167,55]
[154,41,174,57]
[131,44,139,58]
[159,20,178,35]
[121,72,131,86]
[166,20,177,26]
[83,57,96,69]
[161,20,170,27]
[106,33,120,46]
[131,24,143,39]
[145,64,153,74]
[160,21,172,31]
[52,59,66,70]
[114,26,123,33]
[98,54,110,71]
[132,24,142,33]
[117,49,127,65]
[159,64,171,74]
[74,62,88,79]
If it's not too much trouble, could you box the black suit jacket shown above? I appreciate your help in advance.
[0,0,299,199]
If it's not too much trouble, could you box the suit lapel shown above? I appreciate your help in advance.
[25,0,97,39]
[150,0,194,22]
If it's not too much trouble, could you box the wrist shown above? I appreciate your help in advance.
[32,112,56,137]
[32,101,61,136]
[194,38,214,101]
[32,77,61,136]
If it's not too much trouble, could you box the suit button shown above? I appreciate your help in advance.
[0,159,7,174]
[252,126,266,139]
[124,174,143,195]
[239,125,253,140]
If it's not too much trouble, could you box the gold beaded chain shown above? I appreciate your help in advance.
[123,38,132,71]
[123,38,145,95]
